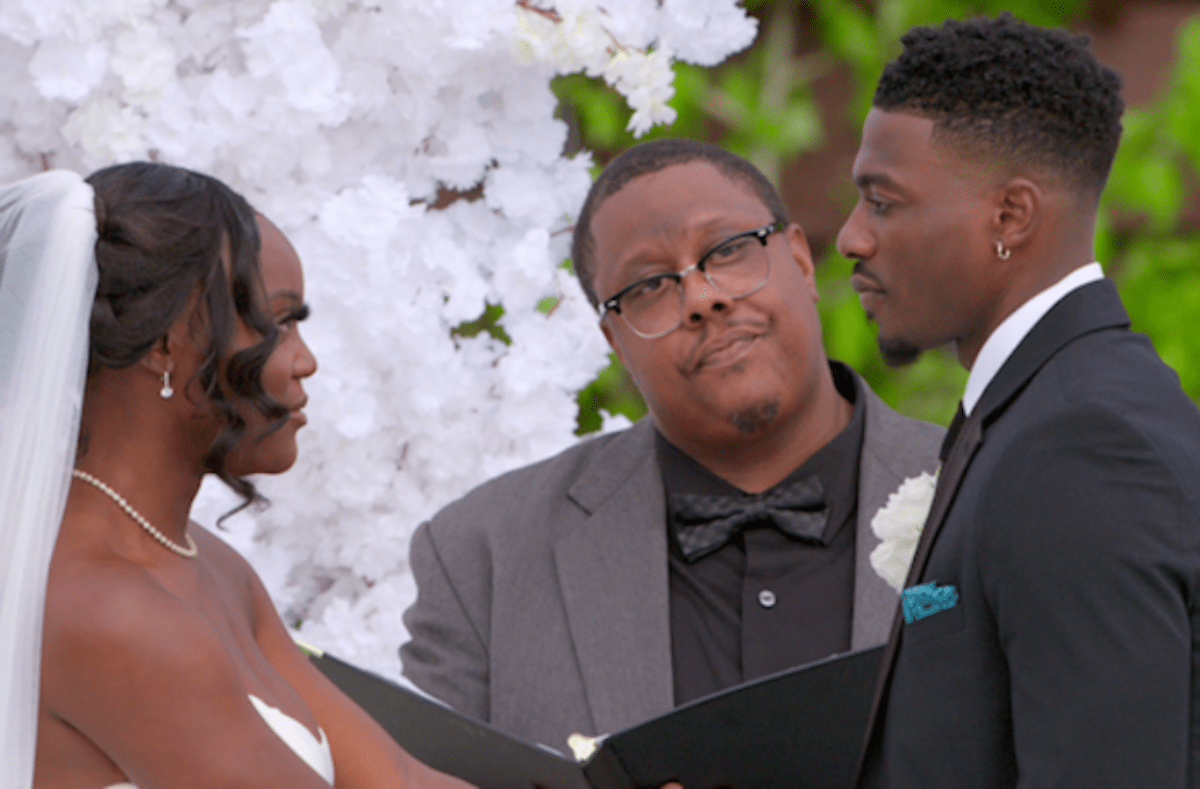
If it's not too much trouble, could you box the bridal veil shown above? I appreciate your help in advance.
[0,171,98,787]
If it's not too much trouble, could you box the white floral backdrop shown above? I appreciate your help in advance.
[0,0,755,680]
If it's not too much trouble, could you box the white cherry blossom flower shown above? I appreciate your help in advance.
[1,0,753,681]
[110,22,176,105]
[658,0,758,67]
[605,45,677,136]
[29,40,107,101]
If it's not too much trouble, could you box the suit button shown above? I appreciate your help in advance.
[757,589,777,608]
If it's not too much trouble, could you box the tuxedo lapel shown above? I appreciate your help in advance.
[554,420,674,735]
[906,408,982,587]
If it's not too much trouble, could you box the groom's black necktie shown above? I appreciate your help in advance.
[670,476,828,561]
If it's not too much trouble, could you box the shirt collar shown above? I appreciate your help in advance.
[962,263,1105,416]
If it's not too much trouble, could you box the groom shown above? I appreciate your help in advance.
[837,13,1200,788]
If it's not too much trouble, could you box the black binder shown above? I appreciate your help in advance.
[306,644,882,789]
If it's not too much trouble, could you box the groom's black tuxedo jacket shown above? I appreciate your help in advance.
[861,279,1200,788]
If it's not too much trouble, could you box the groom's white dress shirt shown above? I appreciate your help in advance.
[962,262,1105,416]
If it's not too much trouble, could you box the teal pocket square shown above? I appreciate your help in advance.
[902,581,959,624]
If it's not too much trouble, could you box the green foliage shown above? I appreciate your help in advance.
[566,2,1200,433]
[452,303,510,344]
[812,0,1082,123]
[553,63,714,155]
[1165,18,1200,175]
[1103,16,1200,403]
[1104,108,1186,234]
[709,2,825,184]
[1116,236,1200,398]
[575,353,646,434]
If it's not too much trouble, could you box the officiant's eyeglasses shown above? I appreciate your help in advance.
[599,221,783,339]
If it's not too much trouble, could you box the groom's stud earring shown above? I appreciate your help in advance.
[160,370,173,399]
[995,240,1011,260]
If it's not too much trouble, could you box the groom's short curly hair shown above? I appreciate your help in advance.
[874,12,1124,197]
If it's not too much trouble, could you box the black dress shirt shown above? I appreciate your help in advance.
[659,362,865,705]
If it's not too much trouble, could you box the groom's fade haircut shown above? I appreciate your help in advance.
[572,138,790,309]
[875,12,1124,198]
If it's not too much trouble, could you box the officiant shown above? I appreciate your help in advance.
[400,139,943,750]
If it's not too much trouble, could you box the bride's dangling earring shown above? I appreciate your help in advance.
[160,370,173,399]
[995,240,1011,260]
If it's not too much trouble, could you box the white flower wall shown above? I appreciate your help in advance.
[0,0,756,680]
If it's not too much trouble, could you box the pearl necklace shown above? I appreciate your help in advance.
[71,469,198,558]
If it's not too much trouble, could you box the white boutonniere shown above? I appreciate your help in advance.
[870,469,939,593]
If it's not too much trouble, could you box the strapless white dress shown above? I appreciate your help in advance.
[104,694,335,787]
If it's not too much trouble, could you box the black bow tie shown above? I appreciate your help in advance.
[670,476,828,562]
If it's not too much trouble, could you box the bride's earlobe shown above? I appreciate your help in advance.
[142,335,175,399]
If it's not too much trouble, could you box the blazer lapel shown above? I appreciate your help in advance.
[851,383,916,649]
[905,408,982,587]
[554,420,674,735]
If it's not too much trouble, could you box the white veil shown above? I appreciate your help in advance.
[0,171,97,787]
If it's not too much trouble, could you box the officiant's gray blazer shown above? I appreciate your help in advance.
[400,377,943,751]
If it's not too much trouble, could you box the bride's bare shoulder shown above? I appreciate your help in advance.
[39,523,257,748]
[41,538,233,687]
[40,513,254,700]
[37,526,338,788]
[190,521,261,585]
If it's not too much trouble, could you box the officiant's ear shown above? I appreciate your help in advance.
[783,222,819,302]
[990,177,1043,260]
[599,319,627,366]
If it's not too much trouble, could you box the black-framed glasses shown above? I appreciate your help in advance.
[599,221,784,339]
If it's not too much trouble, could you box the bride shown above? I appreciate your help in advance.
[0,162,470,788]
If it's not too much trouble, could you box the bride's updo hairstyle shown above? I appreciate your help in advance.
[84,161,287,504]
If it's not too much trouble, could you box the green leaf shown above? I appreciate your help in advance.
[774,96,824,152]
[452,303,511,345]
[1093,208,1117,269]
[575,354,646,435]
[553,74,629,151]
[1117,236,1200,400]
[1105,138,1185,232]
[983,0,1081,27]
[813,0,880,64]
[653,64,713,141]
[717,67,760,115]
[1132,156,1183,231]
[1164,17,1200,173]
[1103,106,1187,230]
